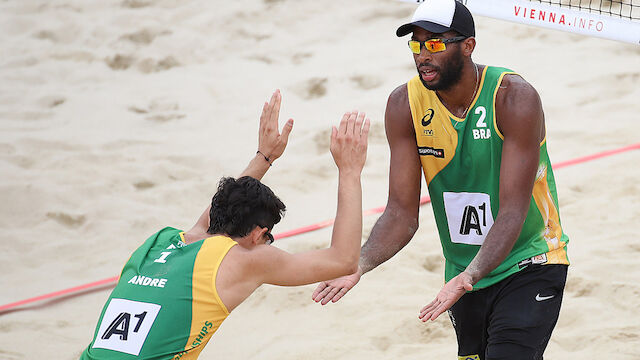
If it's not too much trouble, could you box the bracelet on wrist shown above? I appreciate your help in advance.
[256,150,272,166]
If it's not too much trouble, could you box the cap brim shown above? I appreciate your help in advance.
[396,20,451,37]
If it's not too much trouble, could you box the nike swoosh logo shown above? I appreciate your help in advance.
[535,294,555,301]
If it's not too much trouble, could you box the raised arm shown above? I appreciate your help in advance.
[187,90,293,234]
[312,84,423,304]
[419,74,544,321]
[239,90,293,179]
[247,111,370,286]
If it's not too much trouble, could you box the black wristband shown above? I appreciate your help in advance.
[256,150,272,166]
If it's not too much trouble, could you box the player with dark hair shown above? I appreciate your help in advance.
[207,176,286,238]
[81,90,370,359]
[313,1,569,359]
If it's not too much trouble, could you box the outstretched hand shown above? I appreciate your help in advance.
[330,111,370,174]
[312,268,362,305]
[258,89,293,163]
[189,90,292,233]
[419,272,473,322]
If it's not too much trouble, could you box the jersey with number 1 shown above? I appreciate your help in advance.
[80,227,237,359]
[407,66,570,290]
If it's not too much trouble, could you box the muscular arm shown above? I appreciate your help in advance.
[247,112,370,286]
[252,171,363,286]
[311,85,422,305]
[464,74,545,284]
[359,84,423,274]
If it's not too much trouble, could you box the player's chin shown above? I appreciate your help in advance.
[419,75,441,91]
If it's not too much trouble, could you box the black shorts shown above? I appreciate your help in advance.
[448,264,568,360]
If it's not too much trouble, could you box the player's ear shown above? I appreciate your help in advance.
[462,37,475,57]
[249,226,267,246]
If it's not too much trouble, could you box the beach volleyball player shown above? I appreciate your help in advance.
[313,0,570,359]
[80,90,370,359]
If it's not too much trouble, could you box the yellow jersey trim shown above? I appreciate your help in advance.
[180,236,237,359]
[531,164,568,263]
[492,71,516,140]
[211,237,235,315]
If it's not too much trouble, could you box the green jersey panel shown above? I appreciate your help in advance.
[407,66,569,290]
[81,227,236,359]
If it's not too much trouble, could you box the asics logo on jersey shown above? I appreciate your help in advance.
[421,108,434,126]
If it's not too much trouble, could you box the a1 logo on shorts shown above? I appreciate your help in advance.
[92,298,161,356]
[444,192,494,245]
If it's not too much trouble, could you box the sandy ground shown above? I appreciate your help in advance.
[1,0,639,359]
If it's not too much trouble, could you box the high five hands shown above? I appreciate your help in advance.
[330,111,370,174]
[258,90,294,164]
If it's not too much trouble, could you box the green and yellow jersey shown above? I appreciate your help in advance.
[81,227,236,359]
[407,66,569,290]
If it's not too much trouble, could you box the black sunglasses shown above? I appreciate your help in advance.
[257,224,275,245]
[264,231,274,245]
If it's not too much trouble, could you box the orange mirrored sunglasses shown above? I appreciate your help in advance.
[408,36,467,54]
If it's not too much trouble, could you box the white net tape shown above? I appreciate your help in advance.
[399,0,640,44]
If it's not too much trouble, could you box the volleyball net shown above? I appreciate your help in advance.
[534,0,638,21]
[399,0,640,45]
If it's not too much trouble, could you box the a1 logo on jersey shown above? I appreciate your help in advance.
[443,192,494,245]
[472,106,491,140]
[92,299,161,356]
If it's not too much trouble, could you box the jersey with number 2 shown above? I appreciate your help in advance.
[407,66,569,290]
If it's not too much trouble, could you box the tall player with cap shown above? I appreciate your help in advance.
[312,0,570,358]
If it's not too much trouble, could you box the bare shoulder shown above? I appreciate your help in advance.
[387,84,410,118]
[385,83,413,135]
[496,74,544,140]
[388,83,409,108]
[496,74,541,111]
[216,244,281,311]
[231,242,279,269]
[219,243,281,285]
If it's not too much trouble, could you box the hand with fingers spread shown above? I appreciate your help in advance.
[310,111,369,306]
[418,272,473,322]
[238,90,293,180]
[257,89,294,164]
[330,111,370,174]
[312,267,362,305]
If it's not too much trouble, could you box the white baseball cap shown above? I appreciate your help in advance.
[396,0,475,37]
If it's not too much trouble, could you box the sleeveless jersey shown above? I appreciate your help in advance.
[407,66,569,290]
[81,227,237,359]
